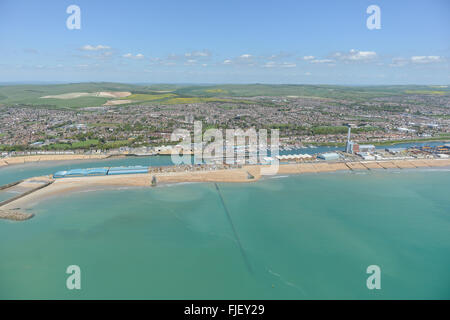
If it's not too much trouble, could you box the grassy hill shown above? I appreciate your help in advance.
[0,82,141,108]
[0,83,448,109]
[176,84,450,99]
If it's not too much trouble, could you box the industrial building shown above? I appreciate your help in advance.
[385,147,406,154]
[345,125,376,155]
[356,152,375,161]
[53,166,149,178]
[346,142,375,154]
[358,144,376,153]
[345,125,354,153]
[318,152,340,161]
[346,141,359,154]
[275,154,314,162]
[107,166,149,175]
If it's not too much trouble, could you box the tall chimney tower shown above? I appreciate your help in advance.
[345,125,353,153]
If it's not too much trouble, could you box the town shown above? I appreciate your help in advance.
[0,90,448,157]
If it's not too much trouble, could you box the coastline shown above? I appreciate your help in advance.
[307,138,450,147]
[1,158,449,221]
[1,138,448,168]
[0,154,109,168]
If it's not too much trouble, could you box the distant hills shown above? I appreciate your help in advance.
[0,82,448,109]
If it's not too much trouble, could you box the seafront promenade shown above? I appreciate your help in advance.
[0,154,109,167]
[1,158,449,222]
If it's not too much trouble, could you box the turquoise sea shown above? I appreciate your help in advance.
[0,162,449,299]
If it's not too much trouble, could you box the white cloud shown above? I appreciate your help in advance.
[185,50,211,58]
[77,47,113,60]
[389,57,408,67]
[332,49,377,62]
[310,59,334,64]
[222,54,256,66]
[184,59,197,66]
[99,51,113,59]
[263,61,296,68]
[267,52,293,60]
[123,53,145,60]
[263,61,276,68]
[280,62,296,68]
[389,55,444,67]
[80,45,111,51]
[410,56,442,64]
[302,56,315,61]
[170,54,180,60]
[349,49,377,60]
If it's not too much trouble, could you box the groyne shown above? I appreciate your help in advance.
[0,180,24,191]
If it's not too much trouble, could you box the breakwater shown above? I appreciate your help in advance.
[0,180,54,221]
[0,180,23,191]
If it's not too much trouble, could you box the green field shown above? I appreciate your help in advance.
[32,139,133,151]
[0,83,448,109]
[0,83,138,109]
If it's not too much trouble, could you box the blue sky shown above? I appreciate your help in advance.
[0,0,449,84]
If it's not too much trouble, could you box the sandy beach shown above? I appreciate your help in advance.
[1,158,449,221]
[0,154,108,166]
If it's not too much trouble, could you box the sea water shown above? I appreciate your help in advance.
[0,168,449,299]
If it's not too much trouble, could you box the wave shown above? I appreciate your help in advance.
[268,175,289,179]
[267,268,307,295]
